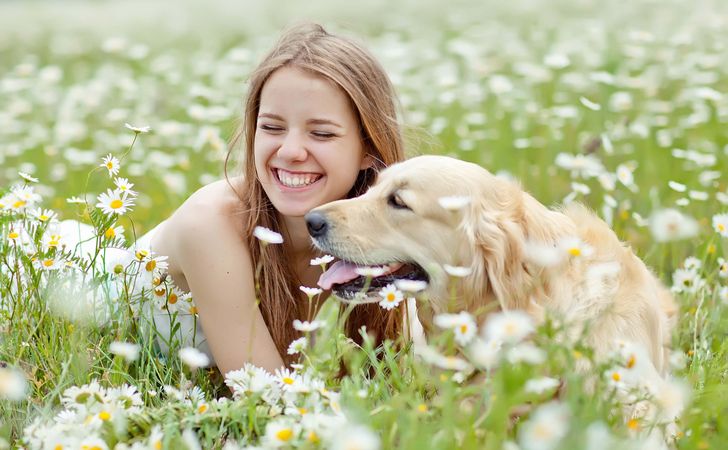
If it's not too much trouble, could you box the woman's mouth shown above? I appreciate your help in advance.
[273,168,324,189]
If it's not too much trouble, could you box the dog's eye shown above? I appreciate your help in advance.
[388,193,410,210]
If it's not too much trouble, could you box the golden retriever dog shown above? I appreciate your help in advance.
[306,155,676,374]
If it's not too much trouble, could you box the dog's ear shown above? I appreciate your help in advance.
[461,180,566,311]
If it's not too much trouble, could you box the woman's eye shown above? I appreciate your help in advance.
[260,124,283,132]
[387,193,410,210]
[312,131,335,139]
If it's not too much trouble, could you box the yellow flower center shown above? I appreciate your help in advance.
[43,259,55,267]
[168,293,178,304]
[298,407,308,415]
[387,293,396,302]
[276,428,294,441]
[136,250,149,260]
[98,411,111,421]
[627,418,639,430]
[189,306,198,314]
[568,247,581,256]
[13,200,26,208]
[307,431,320,444]
[154,440,162,450]
[718,223,726,232]
[283,377,295,385]
[106,162,114,169]
[572,350,583,359]
[113,264,124,275]
[146,260,156,272]
[154,287,166,297]
[110,199,123,210]
[459,324,468,334]
[39,214,49,221]
[198,404,208,413]
[105,227,116,239]
[708,244,716,254]
[54,445,63,450]
[504,322,517,335]
[626,355,636,368]
[417,403,428,413]
[8,231,19,240]
[611,372,621,382]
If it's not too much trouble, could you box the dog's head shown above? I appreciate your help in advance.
[306,155,569,315]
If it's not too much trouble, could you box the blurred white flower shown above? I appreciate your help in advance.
[579,96,601,111]
[507,342,546,365]
[671,268,704,294]
[124,123,151,133]
[394,279,428,293]
[468,337,502,370]
[558,236,594,259]
[287,337,308,355]
[524,376,561,394]
[0,367,28,401]
[292,320,325,332]
[683,256,702,271]
[438,195,471,211]
[712,213,728,237]
[329,424,380,450]
[253,226,283,244]
[299,286,323,298]
[483,310,534,343]
[518,402,570,450]
[179,347,210,370]
[109,341,141,363]
[310,254,335,266]
[355,266,388,277]
[434,311,477,346]
[649,208,699,242]
[18,171,38,183]
[668,180,687,192]
[443,264,472,277]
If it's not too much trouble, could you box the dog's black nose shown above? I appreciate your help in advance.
[305,211,328,238]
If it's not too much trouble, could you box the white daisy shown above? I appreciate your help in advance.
[671,268,704,294]
[35,256,64,271]
[113,177,136,195]
[443,264,473,277]
[649,208,699,242]
[378,284,404,310]
[253,226,283,244]
[558,236,594,259]
[616,163,637,191]
[720,258,728,279]
[354,266,388,277]
[299,286,323,298]
[525,376,561,395]
[292,320,325,332]
[434,311,477,346]
[31,208,57,223]
[96,189,134,216]
[263,419,299,447]
[394,279,428,293]
[100,154,121,177]
[287,337,308,355]
[483,310,534,344]
[683,256,702,271]
[125,123,151,133]
[438,195,471,211]
[109,341,140,363]
[0,367,28,401]
[310,254,335,266]
[329,425,380,450]
[179,347,210,370]
[518,402,570,450]
[18,171,38,183]
[712,213,728,237]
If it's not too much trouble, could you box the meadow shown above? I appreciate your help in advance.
[1,0,727,448]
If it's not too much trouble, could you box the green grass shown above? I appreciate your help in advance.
[1,0,727,448]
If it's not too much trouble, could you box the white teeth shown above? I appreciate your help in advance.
[277,170,320,188]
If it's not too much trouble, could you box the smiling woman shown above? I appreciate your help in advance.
[140,22,406,376]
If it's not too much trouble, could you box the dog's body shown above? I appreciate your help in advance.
[307,155,676,373]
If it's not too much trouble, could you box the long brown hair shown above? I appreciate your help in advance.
[226,23,405,364]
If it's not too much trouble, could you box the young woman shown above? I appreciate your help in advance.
[141,23,405,376]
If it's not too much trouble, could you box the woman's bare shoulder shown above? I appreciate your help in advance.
[151,177,247,262]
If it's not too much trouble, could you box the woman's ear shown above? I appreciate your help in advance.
[359,154,375,171]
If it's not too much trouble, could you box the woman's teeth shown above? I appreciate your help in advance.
[276,169,321,188]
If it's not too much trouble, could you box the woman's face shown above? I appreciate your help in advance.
[254,66,371,218]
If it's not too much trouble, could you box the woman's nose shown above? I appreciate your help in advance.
[276,132,308,161]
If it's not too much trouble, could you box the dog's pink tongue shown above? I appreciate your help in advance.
[318,261,360,290]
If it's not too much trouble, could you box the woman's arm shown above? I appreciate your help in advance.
[170,194,285,376]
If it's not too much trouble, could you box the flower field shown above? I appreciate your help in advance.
[1,0,727,448]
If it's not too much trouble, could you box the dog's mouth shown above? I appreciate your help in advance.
[317,260,429,300]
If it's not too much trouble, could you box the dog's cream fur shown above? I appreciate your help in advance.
[310,155,676,373]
